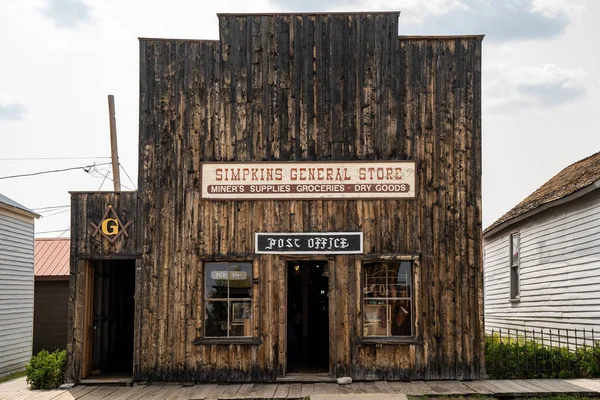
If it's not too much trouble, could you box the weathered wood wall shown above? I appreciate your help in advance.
[69,192,139,258]
[134,12,482,382]
[67,192,139,382]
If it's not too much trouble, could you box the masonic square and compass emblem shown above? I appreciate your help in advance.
[90,205,133,243]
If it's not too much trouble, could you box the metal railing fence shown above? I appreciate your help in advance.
[485,327,600,379]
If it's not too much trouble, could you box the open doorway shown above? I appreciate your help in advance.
[82,259,135,380]
[286,260,329,374]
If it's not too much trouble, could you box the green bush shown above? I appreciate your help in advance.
[485,334,600,379]
[25,349,66,390]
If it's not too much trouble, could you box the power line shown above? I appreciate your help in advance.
[0,163,112,180]
[97,168,111,191]
[0,157,111,161]
[87,165,135,191]
[36,228,71,235]
[57,227,70,238]
[42,208,71,218]
[31,205,70,211]
[120,164,137,190]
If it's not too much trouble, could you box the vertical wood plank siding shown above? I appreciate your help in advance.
[66,192,139,382]
[67,13,483,383]
[135,13,483,381]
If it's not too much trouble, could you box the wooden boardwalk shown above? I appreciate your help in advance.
[3,379,600,400]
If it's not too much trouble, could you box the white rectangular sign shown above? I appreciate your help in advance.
[200,161,415,200]
[255,232,363,254]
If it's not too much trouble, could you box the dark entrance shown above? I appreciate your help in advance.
[90,259,135,375]
[286,261,329,373]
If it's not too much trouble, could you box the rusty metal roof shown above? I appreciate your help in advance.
[485,151,600,237]
[34,238,70,279]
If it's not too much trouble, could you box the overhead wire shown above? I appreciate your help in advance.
[36,228,71,235]
[0,162,112,180]
[87,164,135,191]
[41,208,71,218]
[57,227,70,238]
[120,164,137,190]
[31,204,70,211]
[0,157,111,161]
[97,167,111,191]
[3,159,137,237]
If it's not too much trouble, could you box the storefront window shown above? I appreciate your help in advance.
[204,262,252,337]
[363,261,412,337]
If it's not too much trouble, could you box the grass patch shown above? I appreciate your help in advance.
[408,396,496,400]
[408,397,600,400]
[0,370,26,384]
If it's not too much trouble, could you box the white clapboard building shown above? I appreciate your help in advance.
[484,152,600,336]
[0,193,39,378]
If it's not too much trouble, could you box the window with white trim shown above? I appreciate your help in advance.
[510,233,520,300]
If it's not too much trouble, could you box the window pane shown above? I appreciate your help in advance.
[511,267,519,299]
[205,262,229,299]
[390,299,412,336]
[511,234,519,265]
[205,301,228,337]
[363,302,390,336]
[389,262,411,298]
[230,301,252,337]
[363,261,413,337]
[364,263,387,299]
[228,262,252,299]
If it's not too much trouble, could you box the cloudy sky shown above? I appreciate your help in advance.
[0,0,598,237]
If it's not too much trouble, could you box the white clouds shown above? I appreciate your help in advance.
[264,0,467,19]
[395,0,584,42]
[510,64,588,88]
[484,62,588,111]
[530,0,585,18]
[40,0,92,28]
[0,94,28,120]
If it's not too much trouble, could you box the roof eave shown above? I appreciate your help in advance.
[483,179,600,239]
[0,201,41,219]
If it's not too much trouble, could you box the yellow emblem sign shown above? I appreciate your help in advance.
[101,218,119,236]
[90,205,132,243]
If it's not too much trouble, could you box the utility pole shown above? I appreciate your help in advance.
[107,95,121,191]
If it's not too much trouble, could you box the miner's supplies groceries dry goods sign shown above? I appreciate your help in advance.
[200,161,416,199]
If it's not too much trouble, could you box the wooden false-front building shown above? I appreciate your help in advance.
[67,12,484,383]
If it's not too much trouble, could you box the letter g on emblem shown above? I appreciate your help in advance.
[101,218,120,235]
[90,205,132,243]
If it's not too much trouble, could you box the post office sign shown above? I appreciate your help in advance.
[255,232,363,254]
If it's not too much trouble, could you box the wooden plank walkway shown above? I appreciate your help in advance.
[2,379,600,400]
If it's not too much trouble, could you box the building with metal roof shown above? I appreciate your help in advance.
[33,238,70,354]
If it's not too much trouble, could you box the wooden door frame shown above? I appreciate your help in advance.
[81,261,94,379]
[80,258,138,380]
[281,256,335,377]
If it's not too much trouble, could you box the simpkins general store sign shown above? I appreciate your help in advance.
[200,161,416,200]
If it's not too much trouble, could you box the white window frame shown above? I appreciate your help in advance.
[510,233,520,301]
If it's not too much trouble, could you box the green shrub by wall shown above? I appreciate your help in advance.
[25,349,66,390]
[485,335,600,379]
